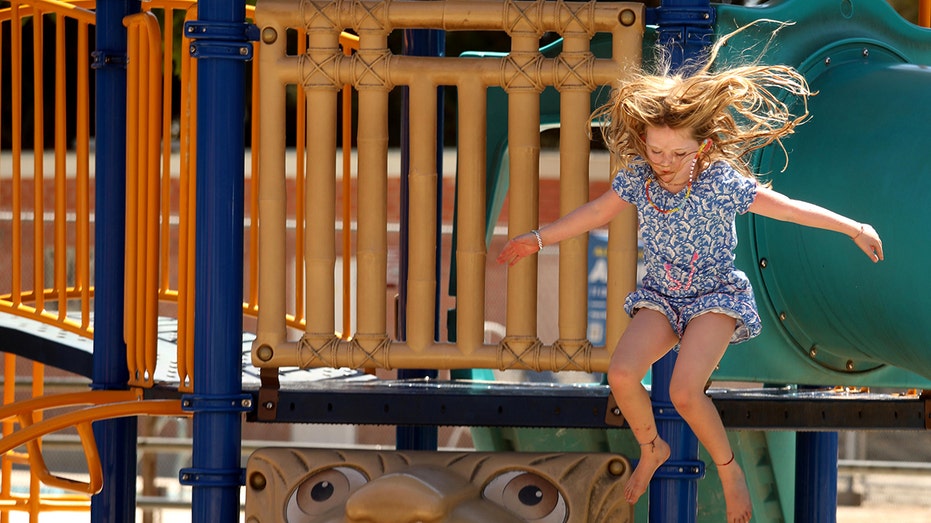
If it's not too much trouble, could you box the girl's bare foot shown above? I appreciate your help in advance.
[625,434,671,504]
[717,453,752,523]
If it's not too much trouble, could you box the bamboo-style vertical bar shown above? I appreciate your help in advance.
[556,33,595,351]
[253,19,289,356]
[245,0,261,320]
[247,42,262,315]
[405,81,438,351]
[503,30,543,352]
[354,33,391,350]
[604,12,644,352]
[304,30,340,341]
[454,79,487,354]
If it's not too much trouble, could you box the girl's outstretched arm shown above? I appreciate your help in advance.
[749,186,884,262]
[497,189,631,266]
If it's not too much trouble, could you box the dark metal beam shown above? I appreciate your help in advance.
[179,380,931,431]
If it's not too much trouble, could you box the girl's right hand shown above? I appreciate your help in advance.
[496,232,541,266]
[852,223,883,263]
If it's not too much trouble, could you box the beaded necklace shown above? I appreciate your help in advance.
[645,140,709,214]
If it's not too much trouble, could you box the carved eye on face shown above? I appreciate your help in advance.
[286,466,368,521]
[482,470,568,523]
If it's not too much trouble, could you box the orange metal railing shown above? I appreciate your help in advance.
[0,0,96,337]
[0,0,359,388]
[122,3,360,390]
[125,11,163,388]
[1,3,95,514]
[1,1,359,513]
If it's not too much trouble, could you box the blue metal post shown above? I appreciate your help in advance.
[90,2,140,522]
[646,2,714,522]
[650,0,716,69]
[180,2,254,521]
[396,27,445,451]
[795,430,839,521]
[648,383,702,523]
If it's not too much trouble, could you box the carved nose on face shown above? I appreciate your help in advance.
[343,467,471,523]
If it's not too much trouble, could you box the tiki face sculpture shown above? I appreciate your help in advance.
[245,449,632,523]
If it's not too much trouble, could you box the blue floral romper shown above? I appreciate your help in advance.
[611,159,762,344]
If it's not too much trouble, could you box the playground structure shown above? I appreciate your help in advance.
[2,0,931,522]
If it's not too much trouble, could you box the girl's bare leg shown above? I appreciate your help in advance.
[670,312,752,523]
[606,309,678,505]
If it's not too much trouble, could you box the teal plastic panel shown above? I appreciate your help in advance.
[713,0,931,387]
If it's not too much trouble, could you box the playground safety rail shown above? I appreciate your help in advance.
[0,0,357,518]
[252,0,645,374]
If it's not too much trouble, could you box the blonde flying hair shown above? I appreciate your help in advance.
[595,21,812,179]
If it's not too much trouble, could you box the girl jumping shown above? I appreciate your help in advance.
[497,25,884,523]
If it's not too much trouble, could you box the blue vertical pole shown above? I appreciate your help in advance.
[396,28,445,451]
[647,2,714,522]
[180,2,254,522]
[795,429,838,520]
[648,383,702,523]
[90,2,140,522]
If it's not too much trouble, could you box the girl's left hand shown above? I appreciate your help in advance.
[852,223,883,262]
[496,233,541,266]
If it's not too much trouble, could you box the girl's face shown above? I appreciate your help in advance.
[643,126,701,182]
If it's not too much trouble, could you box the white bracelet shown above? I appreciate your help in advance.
[530,229,544,252]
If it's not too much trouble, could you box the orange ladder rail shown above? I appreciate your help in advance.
[0,390,189,495]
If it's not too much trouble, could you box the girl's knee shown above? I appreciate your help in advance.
[668,382,705,413]
[607,363,642,391]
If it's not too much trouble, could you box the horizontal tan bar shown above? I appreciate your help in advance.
[275,49,625,90]
[252,336,610,373]
[257,0,642,34]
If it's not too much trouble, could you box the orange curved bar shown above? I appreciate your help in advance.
[1,399,188,456]
[22,419,102,495]
[3,0,96,25]
[0,390,139,423]
[0,390,186,496]
[922,0,931,28]
[0,302,93,337]
[0,390,136,495]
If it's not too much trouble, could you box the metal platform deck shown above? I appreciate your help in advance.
[3,312,927,432]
